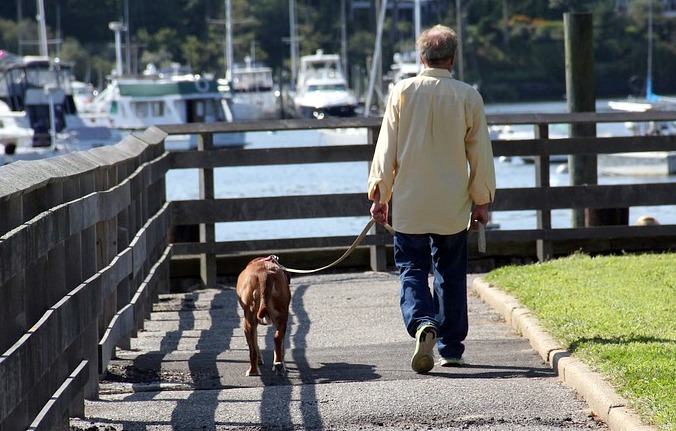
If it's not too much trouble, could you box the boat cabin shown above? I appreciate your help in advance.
[0,52,78,146]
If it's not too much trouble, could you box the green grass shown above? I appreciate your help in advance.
[483,252,676,430]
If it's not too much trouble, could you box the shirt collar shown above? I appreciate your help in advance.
[420,68,453,79]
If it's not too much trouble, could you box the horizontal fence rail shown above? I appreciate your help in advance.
[0,110,675,429]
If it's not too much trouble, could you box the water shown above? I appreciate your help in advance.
[166,101,675,241]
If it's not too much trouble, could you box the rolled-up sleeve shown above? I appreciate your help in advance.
[465,97,496,205]
[368,91,399,204]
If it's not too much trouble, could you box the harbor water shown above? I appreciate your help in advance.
[166,100,676,241]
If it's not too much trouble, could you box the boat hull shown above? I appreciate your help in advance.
[297,104,356,119]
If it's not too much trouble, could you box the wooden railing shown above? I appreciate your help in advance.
[0,111,675,429]
[0,128,170,431]
[162,112,676,283]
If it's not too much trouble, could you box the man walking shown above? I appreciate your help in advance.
[368,25,496,373]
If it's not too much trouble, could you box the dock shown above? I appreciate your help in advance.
[1,113,674,430]
[599,151,676,176]
[70,272,605,430]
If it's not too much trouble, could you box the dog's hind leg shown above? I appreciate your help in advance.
[272,320,287,375]
[243,319,261,376]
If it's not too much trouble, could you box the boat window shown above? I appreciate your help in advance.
[135,102,149,118]
[185,99,205,123]
[213,99,226,121]
[26,67,58,89]
[110,101,118,115]
[58,70,72,92]
[0,72,11,97]
[151,101,164,117]
[308,84,346,92]
[8,69,25,88]
[204,99,214,119]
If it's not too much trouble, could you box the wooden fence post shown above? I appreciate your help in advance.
[534,123,553,262]
[198,132,217,288]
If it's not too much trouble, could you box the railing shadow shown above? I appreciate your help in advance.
[256,282,381,430]
[171,289,236,428]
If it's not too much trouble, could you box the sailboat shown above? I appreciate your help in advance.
[608,2,676,135]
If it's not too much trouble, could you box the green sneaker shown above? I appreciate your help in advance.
[411,324,437,374]
[438,357,466,367]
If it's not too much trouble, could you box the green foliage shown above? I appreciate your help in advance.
[2,0,675,101]
[484,253,676,429]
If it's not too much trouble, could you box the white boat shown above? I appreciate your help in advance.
[219,57,280,121]
[387,51,421,93]
[291,50,357,119]
[608,82,676,136]
[71,80,96,112]
[0,51,121,164]
[81,63,244,149]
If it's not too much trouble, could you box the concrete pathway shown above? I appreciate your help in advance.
[71,272,609,430]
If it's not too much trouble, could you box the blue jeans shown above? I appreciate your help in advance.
[394,231,468,359]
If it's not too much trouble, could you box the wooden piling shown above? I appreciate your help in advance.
[564,12,597,227]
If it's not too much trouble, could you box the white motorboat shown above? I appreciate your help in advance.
[0,51,121,164]
[387,51,421,91]
[291,50,357,119]
[219,57,280,121]
[71,80,96,112]
[81,63,244,149]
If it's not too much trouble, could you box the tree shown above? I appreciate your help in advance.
[1,0,675,101]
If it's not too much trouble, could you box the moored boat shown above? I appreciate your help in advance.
[219,57,280,121]
[291,50,357,119]
[0,50,121,164]
[81,63,244,149]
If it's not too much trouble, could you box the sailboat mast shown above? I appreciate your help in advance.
[341,0,348,78]
[456,0,464,81]
[363,0,388,117]
[289,0,298,86]
[414,0,421,69]
[225,0,234,82]
[36,0,49,57]
[647,0,653,85]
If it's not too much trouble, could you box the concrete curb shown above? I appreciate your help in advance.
[471,277,656,431]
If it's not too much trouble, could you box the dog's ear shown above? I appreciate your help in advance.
[284,271,291,284]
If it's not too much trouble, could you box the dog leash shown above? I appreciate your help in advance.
[273,217,395,274]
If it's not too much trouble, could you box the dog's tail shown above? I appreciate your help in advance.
[256,271,274,325]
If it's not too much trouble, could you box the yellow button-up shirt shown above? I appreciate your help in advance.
[368,67,496,235]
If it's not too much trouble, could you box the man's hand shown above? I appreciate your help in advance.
[470,203,490,231]
[370,187,389,225]
[370,200,389,225]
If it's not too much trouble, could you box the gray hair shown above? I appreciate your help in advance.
[416,25,458,66]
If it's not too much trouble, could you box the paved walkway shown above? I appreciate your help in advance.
[72,272,611,430]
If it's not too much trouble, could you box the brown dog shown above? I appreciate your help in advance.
[236,256,291,376]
